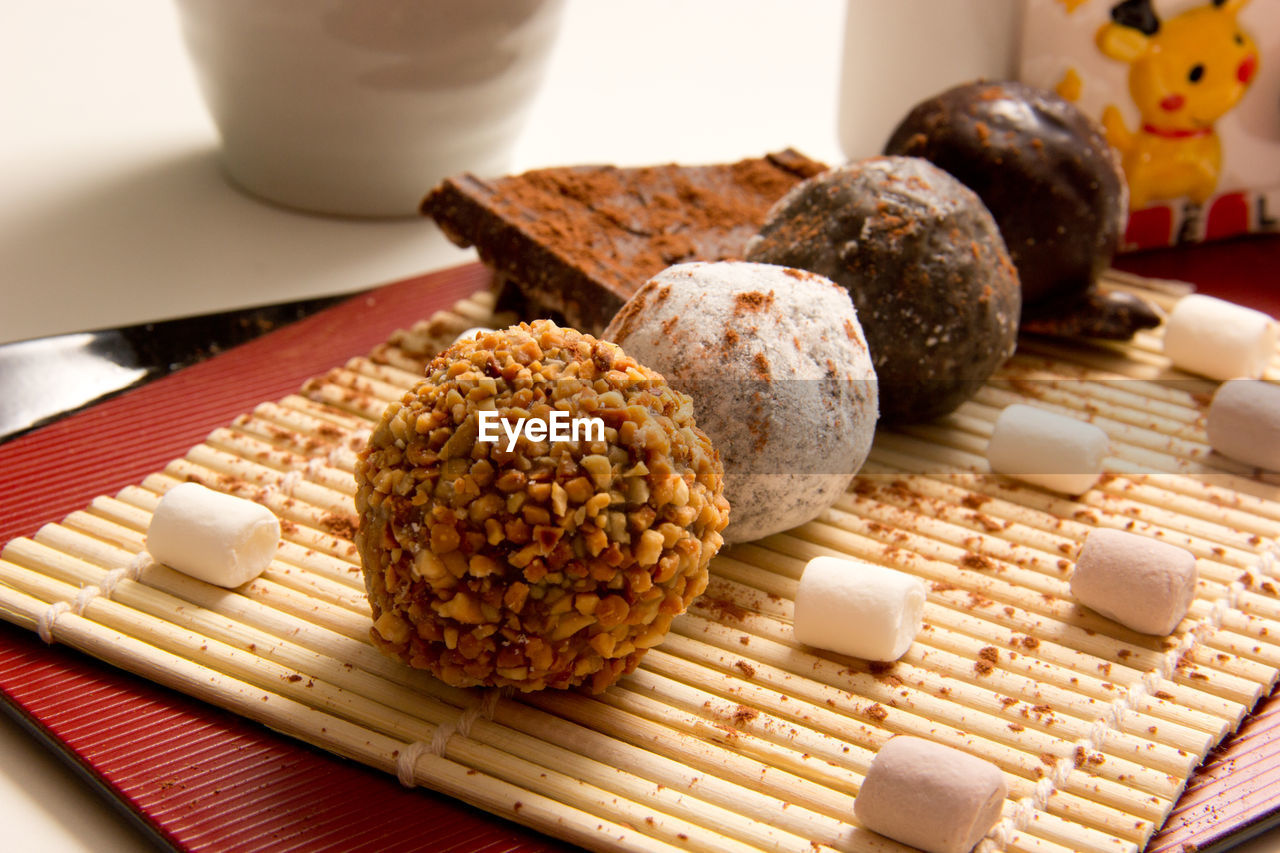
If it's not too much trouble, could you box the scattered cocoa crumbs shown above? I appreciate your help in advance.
[319,513,358,540]
[979,646,1000,663]
[1000,696,1018,709]
[734,660,756,678]
[701,597,748,622]
[731,705,759,728]
[1008,723,1024,732]
[1018,636,1039,650]
[969,513,1004,533]
[864,703,889,723]
[751,352,771,380]
[961,493,990,510]
[1154,691,1175,701]
[734,290,776,313]
[960,552,994,571]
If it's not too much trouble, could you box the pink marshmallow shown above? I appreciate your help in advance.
[1069,528,1197,635]
[855,735,1007,853]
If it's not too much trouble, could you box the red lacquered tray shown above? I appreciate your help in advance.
[1,243,1278,852]
[0,263,568,852]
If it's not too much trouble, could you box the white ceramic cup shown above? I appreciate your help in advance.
[173,0,565,217]
[838,0,1023,160]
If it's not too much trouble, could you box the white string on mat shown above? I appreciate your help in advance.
[980,562,1256,851]
[396,689,501,788]
[1259,539,1280,579]
[36,552,152,644]
[395,739,431,788]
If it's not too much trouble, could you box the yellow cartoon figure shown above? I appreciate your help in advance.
[1096,0,1259,209]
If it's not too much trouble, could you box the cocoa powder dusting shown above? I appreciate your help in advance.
[481,156,823,299]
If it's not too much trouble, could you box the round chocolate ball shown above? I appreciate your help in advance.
[883,80,1127,321]
[355,320,729,693]
[746,156,1020,424]
[604,261,880,544]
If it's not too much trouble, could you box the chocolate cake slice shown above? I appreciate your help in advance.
[421,149,827,335]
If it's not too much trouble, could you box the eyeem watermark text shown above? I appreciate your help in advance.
[477,411,605,452]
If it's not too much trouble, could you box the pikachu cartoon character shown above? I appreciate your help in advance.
[1096,0,1259,210]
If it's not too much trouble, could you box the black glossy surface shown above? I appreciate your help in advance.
[0,295,348,444]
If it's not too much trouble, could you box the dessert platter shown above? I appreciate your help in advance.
[3,83,1280,853]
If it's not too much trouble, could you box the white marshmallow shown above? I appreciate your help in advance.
[855,735,1007,853]
[1163,293,1278,380]
[794,556,925,661]
[987,404,1109,495]
[1207,379,1280,472]
[146,482,281,588]
[1069,528,1197,636]
[452,326,494,345]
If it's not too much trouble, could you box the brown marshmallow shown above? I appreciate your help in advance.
[854,735,1007,853]
[1069,528,1197,636]
[1207,379,1280,472]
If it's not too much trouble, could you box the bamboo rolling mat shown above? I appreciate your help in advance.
[2,271,1279,853]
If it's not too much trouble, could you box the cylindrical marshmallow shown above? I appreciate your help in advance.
[1163,293,1278,381]
[793,556,925,661]
[987,403,1109,495]
[1207,379,1280,472]
[854,735,1007,853]
[146,482,281,588]
[1069,527,1197,636]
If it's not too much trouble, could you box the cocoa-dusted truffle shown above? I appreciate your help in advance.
[883,80,1159,340]
[746,157,1019,424]
[355,320,729,693]
[604,262,879,543]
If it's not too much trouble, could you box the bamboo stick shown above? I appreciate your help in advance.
[0,578,688,853]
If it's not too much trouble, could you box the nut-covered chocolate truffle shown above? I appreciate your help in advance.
[746,157,1019,424]
[883,80,1159,340]
[355,320,729,693]
[603,261,879,543]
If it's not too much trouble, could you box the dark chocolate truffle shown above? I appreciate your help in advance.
[883,80,1159,340]
[746,156,1020,424]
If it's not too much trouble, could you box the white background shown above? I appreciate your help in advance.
[0,0,849,346]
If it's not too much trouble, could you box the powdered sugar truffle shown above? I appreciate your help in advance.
[604,261,879,543]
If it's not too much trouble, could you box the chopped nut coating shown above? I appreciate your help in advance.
[356,320,729,693]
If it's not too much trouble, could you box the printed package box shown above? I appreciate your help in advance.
[1020,0,1278,250]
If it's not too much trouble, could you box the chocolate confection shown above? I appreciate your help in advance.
[746,156,1021,424]
[355,320,729,693]
[421,150,827,335]
[883,80,1160,340]
[603,261,879,544]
